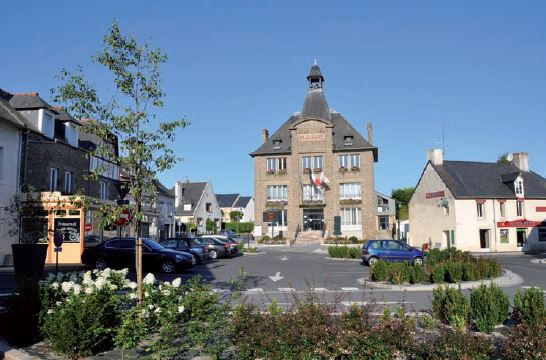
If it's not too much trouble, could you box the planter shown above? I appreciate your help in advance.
[11,243,48,277]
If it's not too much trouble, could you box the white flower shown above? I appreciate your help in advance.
[85,287,94,295]
[109,284,118,291]
[102,268,112,278]
[143,273,155,285]
[177,305,185,313]
[148,304,154,310]
[51,282,59,289]
[95,277,106,289]
[56,301,62,306]
[158,284,163,290]
[47,309,54,314]
[162,290,171,296]
[129,293,137,300]
[128,282,137,290]
[171,278,182,288]
[144,291,149,298]
[61,281,74,293]
[154,307,161,314]
[82,272,93,286]
[72,284,81,295]
[141,309,149,319]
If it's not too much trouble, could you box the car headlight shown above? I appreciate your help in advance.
[175,255,186,262]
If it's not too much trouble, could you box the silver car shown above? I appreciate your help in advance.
[199,237,231,259]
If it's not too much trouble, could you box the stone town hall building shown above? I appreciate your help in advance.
[250,65,378,241]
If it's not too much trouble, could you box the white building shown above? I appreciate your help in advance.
[409,149,546,252]
[0,92,26,265]
[174,181,221,234]
[233,196,255,222]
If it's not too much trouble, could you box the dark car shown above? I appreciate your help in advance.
[159,237,209,264]
[84,235,105,248]
[361,240,424,267]
[209,236,239,255]
[81,237,194,273]
[198,237,231,259]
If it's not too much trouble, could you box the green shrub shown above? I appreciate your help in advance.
[432,286,469,328]
[501,320,546,360]
[328,245,360,259]
[258,235,270,244]
[445,260,463,283]
[410,265,426,284]
[419,313,438,329]
[224,222,254,233]
[389,263,411,285]
[513,287,546,326]
[477,258,502,278]
[431,264,445,284]
[470,284,509,333]
[416,328,493,360]
[349,236,359,243]
[463,261,480,281]
[370,260,388,282]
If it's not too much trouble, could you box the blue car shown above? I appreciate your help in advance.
[361,240,424,267]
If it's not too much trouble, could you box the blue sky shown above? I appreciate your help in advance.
[3,1,546,196]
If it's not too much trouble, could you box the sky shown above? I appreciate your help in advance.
[2,1,546,196]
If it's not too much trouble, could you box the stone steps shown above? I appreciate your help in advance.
[296,230,323,244]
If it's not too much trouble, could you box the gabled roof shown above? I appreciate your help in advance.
[9,93,54,111]
[51,106,83,126]
[216,193,239,208]
[155,180,175,197]
[176,181,208,215]
[0,89,38,130]
[432,161,546,199]
[234,196,252,208]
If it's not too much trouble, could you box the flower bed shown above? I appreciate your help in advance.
[369,248,502,285]
[258,235,286,245]
[324,236,362,244]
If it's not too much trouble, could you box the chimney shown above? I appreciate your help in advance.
[367,122,373,144]
[511,152,529,172]
[262,128,269,143]
[427,148,443,166]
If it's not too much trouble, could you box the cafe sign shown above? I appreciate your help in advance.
[297,133,326,142]
[54,218,81,243]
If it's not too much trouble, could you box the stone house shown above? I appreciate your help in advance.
[409,149,546,252]
[376,191,396,239]
[250,65,378,241]
[173,181,221,234]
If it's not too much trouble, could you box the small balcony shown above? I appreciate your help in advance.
[301,194,325,207]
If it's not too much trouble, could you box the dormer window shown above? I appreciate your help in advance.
[344,136,353,146]
[273,140,281,150]
[515,177,524,197]
[39,109,55,139]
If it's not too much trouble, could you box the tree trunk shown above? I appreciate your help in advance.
[136,202,143,304]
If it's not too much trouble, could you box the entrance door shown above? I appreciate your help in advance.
[303,209,324,231]
[516,228,527,248]
[479,229,490,251]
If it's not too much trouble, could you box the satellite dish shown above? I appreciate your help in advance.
[507,153,513,161]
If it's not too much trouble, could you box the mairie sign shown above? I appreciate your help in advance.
[296,133,326,142]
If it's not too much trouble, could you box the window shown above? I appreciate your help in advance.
[273,140,281,149]
[350,154,360,169]
[313,156,323,170]
[443,204,449,216]
[340,208,361,225]
[339,183,361,199]
[278,157,287,171]
[183,204,192,211]
[499,202,506,217]
[40,110,55,138]
[49,168,58,191]
[266,185,288,201]
[515,178,524,197]
[64,171,73,194]
[302,156,312,170]
[0,146,3,181]
[516,201,523,217]
[378,216,389,230]
[206,202,212,212]
[99,180,107,200]
[64,122,79,147]
[338,155,348,169]
[476,202,485,218]
[302,184,323,201]
[344,136,353,145]
[538,228,546,242]
[266,158,276,172]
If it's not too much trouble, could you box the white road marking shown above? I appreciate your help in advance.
[246,288,264,293]
[340,287,360,291]
[310,288,328,292]
[278,287,296,292]
[280,256,289,261]
[342,301,413,306]
[269,271,284,282]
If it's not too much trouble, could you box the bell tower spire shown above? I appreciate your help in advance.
[307,63,324,89]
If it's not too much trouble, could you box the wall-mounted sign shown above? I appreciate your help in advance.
[425,191,444,199]
[297,133,326,142]
[54,218,81,243]
[497,219,546,228]
[536,207,546,212]
[500,229,509,244]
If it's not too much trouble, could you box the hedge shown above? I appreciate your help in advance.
[224,222,254,233]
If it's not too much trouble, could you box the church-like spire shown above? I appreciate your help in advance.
[301,63,330,121]
[307,64,324,89]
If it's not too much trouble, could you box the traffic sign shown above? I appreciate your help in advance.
[84,223,93,232]
[114,210,132,226]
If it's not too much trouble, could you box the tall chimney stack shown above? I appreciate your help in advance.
[511,152,529,172]
[427,148,443,166]
[261,128,269,144]
[367,122,372,144]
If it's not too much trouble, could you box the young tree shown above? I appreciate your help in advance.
[391,187,415,220]
[229,210,243,222]
[52,22,188,303]
[497,153,511,164]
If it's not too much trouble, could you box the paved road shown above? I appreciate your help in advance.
[1,245,545,312]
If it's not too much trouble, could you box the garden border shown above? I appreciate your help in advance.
[324,257,362,262]
[357,269,523,291]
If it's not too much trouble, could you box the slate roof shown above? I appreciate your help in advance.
[51,106,83,125]
[0,91,26,128]
[176,182,208,215]
[234,196,252,208]
[216,194,239,208]
[9,93,54,110]
[250,66,377,160]
[155,180,175,197]
[432,161,546,199]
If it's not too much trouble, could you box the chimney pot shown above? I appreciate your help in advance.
[427,148,443,166]
[261,128,269,143]
[511,152,529,172]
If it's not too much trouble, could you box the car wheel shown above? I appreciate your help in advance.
[367,256,379,267]
[161,259,176,274]
[190,255,197,266]
[412,257,424,267]
[209,249,218,260]
[95,258,107,271]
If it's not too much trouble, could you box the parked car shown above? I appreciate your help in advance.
[81,237,194,273]
[201,234,243,245]
[361,240,424,267]
[219,229,238,237]
[198,237,231,259]
[209,237,239,255]
[159,237,209,264]
[84,235,105,248]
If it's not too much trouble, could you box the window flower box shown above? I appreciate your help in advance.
[338,166,348,173]
[277,169,287,174]
[266,170,275,174]
[351,166,360,172]
[303,168,311,174]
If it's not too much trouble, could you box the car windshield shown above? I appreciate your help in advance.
[190,239,202,246]
[143,239,164,250]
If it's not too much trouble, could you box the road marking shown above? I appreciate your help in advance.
[280,256,289,261]
[341,287,360,291]
[269,271,284,282]
[211,289,229,293]
[246,288,264,293]
[310,288,328,292]
[342,301,413,307]
[278,287,296,292]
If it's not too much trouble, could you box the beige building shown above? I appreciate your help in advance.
[250,65,378,241]
[409,149,546,252]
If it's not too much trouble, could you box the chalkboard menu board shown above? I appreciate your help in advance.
[54,218,81,243]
